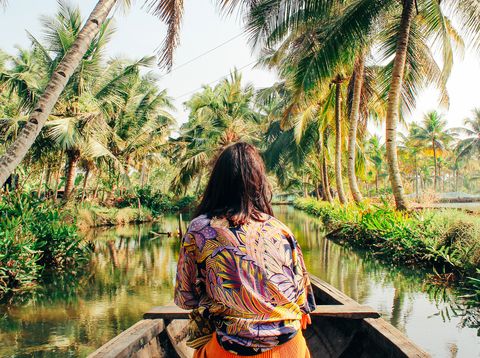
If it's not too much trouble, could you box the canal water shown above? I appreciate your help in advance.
[0,206,478,357]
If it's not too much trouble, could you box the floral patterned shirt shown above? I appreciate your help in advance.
[174,214,316,355]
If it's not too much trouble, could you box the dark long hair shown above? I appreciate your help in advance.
[195,142,273,225]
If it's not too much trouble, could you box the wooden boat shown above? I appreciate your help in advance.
[88,275,430,357]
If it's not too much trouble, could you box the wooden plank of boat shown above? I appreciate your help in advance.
[308,275,429,357]
[88,274,431,358]
[144,304,380,320]
[87,319,166,358]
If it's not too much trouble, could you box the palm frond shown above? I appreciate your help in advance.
[147,0,185,69]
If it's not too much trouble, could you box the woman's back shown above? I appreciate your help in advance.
[175,214,315,355]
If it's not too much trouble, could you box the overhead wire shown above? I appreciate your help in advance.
[160,32,244,78]
[153,31,259,101]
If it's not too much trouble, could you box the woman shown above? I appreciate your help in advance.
[174,142,316,357]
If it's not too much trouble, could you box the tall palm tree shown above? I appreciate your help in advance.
[246,0,480,209]
[332,74,347,204]
[455,108,480,162]
[411,111,454,191]
[347,54,366,203]
[0,0,118,187]
[384,0,416,210]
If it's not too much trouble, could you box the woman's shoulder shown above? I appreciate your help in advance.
[187,214,211,231]
[261,214,295,238]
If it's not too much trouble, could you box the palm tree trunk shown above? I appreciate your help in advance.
[334,76,347,204]
[315,182,321,200]
[37,164,46,199]
[348,54,366,203]
[0,0,118,187]
[45,165,52,197]
[53,165,61,202]
[140,159,147,188]
[385,0,415,211]
[93,169,101,199]
[303,173,308,197]
[432,139,437,191]
[64,149,80,199]
[455,169,458,192]
[322,155,333,203]
[414,155,419,201]
[81,167,90,201]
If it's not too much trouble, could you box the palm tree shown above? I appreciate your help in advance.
[171,70,260,192]
[332,74,348,204]
[0,0,118,187]
[455,109,480,162]
[411,111,454,191]
[366,135,385,195]
[384,0,417,210]
[246,0,480,209]
[109,72,175,190]
[347,54,366,203]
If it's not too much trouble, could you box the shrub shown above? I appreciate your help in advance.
[0,194,90,299]
[294,197,480,276]
[0,218,40,296]
[115,186,196,215]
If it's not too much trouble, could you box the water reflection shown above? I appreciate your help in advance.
[0,208,478,357]
[0,218,180,357]
[274,206,479,357]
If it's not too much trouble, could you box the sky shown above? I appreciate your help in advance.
[1,0,479,132]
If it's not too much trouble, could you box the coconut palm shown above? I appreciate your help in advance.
[455,109,480,163]
[0,47,45,111]
[246,0,480,209]
[411,111,455,191]
[0,0,118,187]
[109,72,175,190]
[171,70,260,193]
[332,74,348,203]
[347,54,366,203]
[366,135,385,195]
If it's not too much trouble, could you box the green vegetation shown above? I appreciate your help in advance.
[0,0,480,308]
[77,189,195,228]
[0,194,89,300]
[294,197,480,282]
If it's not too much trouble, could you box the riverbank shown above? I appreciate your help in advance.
[294,198,480,290]
[75,192,196,229]
[0,192,195,301]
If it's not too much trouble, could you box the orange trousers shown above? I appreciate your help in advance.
[193,331,310,358]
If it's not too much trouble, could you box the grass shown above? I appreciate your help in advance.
[76,204,153,229]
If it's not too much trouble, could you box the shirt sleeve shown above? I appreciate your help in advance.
[174,230,200,309]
